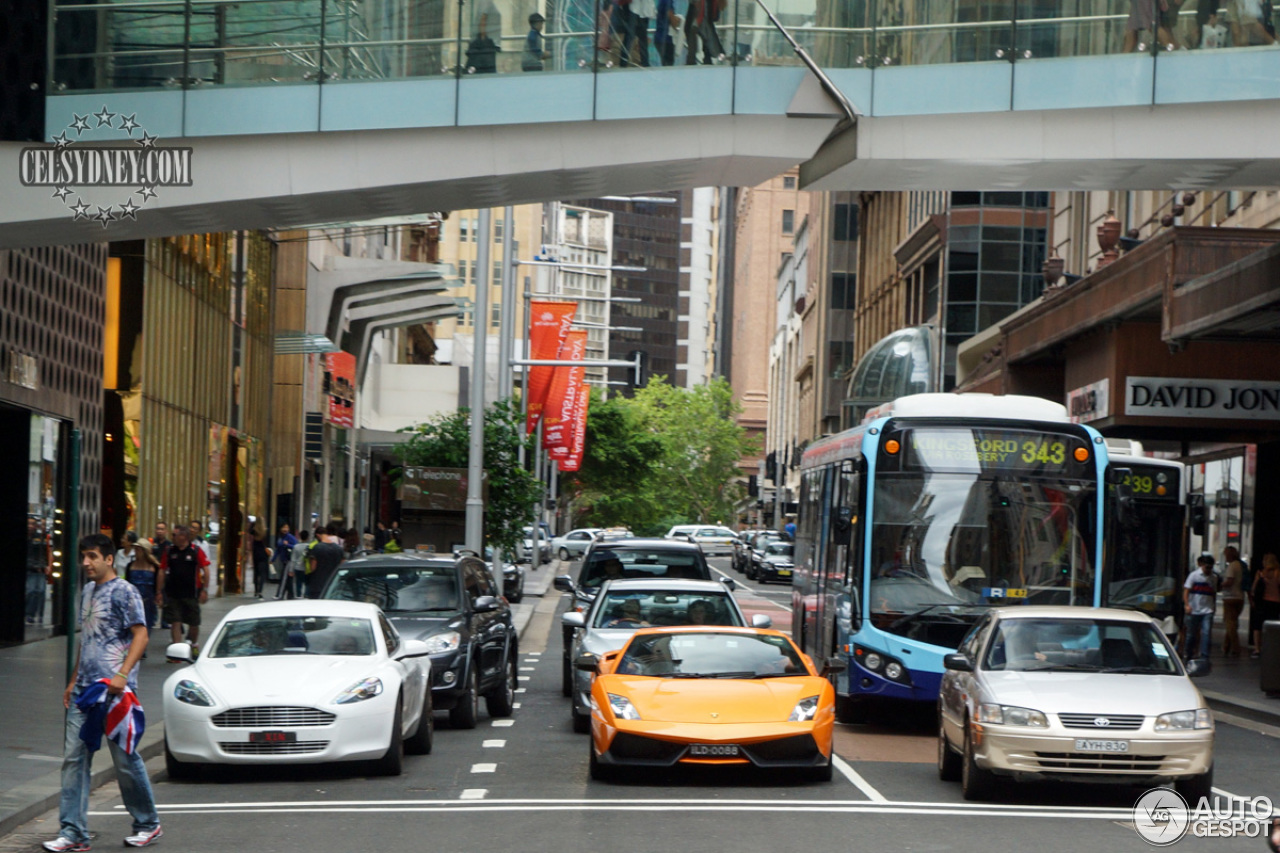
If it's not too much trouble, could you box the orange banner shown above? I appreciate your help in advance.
[324,351,356,428]
[542,330,587,452]
[526,301,577,434]
[558,383,591,472]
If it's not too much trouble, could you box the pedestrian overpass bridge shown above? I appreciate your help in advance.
[5,0,1280,248]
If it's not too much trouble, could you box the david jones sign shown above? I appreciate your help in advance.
[1125,377,1280,420]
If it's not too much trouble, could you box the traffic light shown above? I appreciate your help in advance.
[748,475,759,497]
[765,451,777,483]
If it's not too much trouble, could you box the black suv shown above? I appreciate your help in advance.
[553,537,730,695]
[322,552,518,728]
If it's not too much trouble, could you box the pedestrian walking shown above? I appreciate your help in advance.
[273,523,298,591]
[120,531,160,633]
[26,517,50,624]
[306,526,345,598]
[43,533,162,852]
[250,522,271,599]
[1220,545,1245,656]
[276,529,310,599]
[158,524,211,654]
[1250,553,1280,659]
[1183,553,1217,661]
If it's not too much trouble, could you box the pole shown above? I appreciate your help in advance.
[499,205,516,402]
[465,208,492,554]
[64,429,81,684]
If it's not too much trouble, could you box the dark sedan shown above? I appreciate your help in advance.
[321,552,518,728]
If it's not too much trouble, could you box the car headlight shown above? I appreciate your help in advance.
[978,703,1047,727]
[607,693,642,720]
[789,695,821,722]
[174,679,213,707]
[334,677,384,704]
[864,652,883,671]
[422,631,461,654]
[884,661,904,681]
[1155,709,1212,731]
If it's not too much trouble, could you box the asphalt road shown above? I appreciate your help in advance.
[9,557,1278,853]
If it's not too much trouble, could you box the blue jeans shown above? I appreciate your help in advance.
[57,688,160,843]
[26,571,46,621]
[1184,612,1213,659]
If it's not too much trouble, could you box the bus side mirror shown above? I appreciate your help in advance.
[1188,494,1206,537]
[1108,467,1135,526]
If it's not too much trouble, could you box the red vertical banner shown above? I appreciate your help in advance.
[542,330,587,452]
[525,301,577,434]
[324,352,356,428]
[558,384,591,472]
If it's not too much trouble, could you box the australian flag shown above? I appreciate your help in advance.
[76,679,146,754]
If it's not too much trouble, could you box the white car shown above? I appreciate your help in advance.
[162,600,434,778]
[938,606,1214,802]
[550,528,603,562]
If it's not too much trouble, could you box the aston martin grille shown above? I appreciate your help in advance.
[211,707,336,728]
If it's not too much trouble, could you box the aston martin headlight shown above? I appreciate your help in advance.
[789,695,821,722]
[174,679,213,707]
[978,703,1047,726]
[1155,709,1212,730]
[607,693,642,720]
[422,631,461,654]
[334,677,384,704]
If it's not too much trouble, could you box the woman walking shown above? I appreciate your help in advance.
[1250,553,1280,659]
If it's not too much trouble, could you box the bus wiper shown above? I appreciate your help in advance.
[889,603,999,630]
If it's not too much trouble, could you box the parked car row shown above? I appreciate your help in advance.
[162,550,520,779]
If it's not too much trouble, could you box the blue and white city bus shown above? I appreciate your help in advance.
[793,393,1120,722]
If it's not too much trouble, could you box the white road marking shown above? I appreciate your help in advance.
[525,651,542,656]
[491,719,515,727]
[459,789,488,800]
[513,702,522,709]
[482,739,506,748]
[519,667,537,671]
[833,755,888,803]
[18,754,62,762]
[515,688,527,693]
[471,763,497,773]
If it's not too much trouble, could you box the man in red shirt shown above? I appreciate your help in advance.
[157,525,211,653]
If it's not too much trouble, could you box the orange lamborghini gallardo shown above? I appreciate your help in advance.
[581,626,843,781]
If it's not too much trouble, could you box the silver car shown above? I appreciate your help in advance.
[938,606,1214,802]
[560,578,771,733]
[549,528,603,562]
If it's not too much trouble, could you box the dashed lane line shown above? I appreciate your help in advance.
[471,763,497,773]
[482,740,506,748]
[459,790,488,800]
[491,719,515,727]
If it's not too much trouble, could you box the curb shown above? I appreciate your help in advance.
[0,586,558,841]
[1202,689,1280,729]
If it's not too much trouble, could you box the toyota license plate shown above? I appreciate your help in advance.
[1074,738,1128,753]
[248,731,297,744]
[689,743,740,757]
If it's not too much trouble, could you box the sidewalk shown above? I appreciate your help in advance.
[1194,616,1280,728]
[0,561,561,839]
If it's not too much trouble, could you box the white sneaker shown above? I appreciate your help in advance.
[124,826,163,848]
[42,838,91,852]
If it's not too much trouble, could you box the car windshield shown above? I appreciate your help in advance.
[581,548,706,588]
[617,632,807,678]
[765,542,793,558]
[591,591,743,629]
[696,527,735,540]
[982,618,1180,673]
[324,564,460,613]
[209,616,377,658]
[871,472,1096,617]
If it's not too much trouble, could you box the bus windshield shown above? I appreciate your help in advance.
[870,472,1097,629]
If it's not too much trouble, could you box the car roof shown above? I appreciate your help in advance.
[591,537,703,552]
[992,605,1156,623]
[596,578,733,593]
[222,600,384,622]
[627,624,791,640]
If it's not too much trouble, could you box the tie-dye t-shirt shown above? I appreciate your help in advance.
[75,578,146,691]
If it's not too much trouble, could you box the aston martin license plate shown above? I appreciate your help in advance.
[248,731,297,744]
[689,743,740,757]
[1074,738,1128,753]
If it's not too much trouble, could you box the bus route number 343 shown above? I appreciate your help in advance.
[1019,439,1065,466]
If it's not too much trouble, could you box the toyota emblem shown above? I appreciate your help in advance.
[1093,717,1111,727]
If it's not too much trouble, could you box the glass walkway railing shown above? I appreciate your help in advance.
[48,0,1280,115]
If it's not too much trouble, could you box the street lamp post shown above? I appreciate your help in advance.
[465,209,491,555]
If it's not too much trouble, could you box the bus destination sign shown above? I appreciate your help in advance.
[1118,464,1179,500]
[903,428,1087,474]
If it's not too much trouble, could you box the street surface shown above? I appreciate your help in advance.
[6,557,1277,853]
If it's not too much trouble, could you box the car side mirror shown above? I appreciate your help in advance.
[821,656,847,676]
[751,613,772,629]
[473,595,500,613]
[553,575,575,593]
[398,638,430,659]
[561,611,586,629]
[166,642,195,664]
[943,653,973,672]
[573,653,600,672]
[721,577,737,591]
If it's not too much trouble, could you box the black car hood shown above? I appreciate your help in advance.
[385,612,465,641]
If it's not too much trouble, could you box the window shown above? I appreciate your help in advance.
[459,218,469,242]
[470,218,478,242]
[832,203,858,241]
[782,209,794,234]
[493,261,503,286]
[783,176,797,190]
[831,272,857,309]
[494,219,504,244]
[458,259,469,283]
[491,301,502,327]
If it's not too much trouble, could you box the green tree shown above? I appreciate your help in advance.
[395,398,542,556]
[562,377,756,531]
